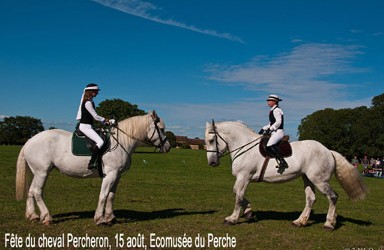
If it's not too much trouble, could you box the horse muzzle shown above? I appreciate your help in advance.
[159,141,171,153]
[207,155,220,167]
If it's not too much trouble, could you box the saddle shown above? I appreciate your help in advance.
[71,125,110,156]
[259,135,292,158]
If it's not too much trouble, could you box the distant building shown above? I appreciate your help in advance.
[175,136,205,150]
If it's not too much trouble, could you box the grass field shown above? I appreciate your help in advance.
[0,145,383,249]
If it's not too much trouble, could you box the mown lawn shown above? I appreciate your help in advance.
[0,145,383,249]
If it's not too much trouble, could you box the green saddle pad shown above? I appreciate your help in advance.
[72,132,92,156]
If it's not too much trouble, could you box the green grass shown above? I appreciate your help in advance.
[0,145,383,249]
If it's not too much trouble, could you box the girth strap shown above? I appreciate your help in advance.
[257,156,270,182]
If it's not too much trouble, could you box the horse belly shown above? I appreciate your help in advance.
[52,152,99,178]
[253,165,301,183]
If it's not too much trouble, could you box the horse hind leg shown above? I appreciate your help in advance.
[314,182,338,230]
[25,178,39,222]
[29,173,53,225]
[293,175,316,227]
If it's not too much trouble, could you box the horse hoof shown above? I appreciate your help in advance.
[43,221,52,226]
[243,211,253,220]
[223,220,236,226]
[291,222,303,228]
[29,217,40,223]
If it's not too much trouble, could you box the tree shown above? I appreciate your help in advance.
[0,116,44,145]
[371,93,384,108]
[298,93,384,159]
[165,131,177,147]
[96,99,146,121]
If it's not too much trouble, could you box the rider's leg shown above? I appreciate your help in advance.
[79,124,104,169]
[266,130,287,168]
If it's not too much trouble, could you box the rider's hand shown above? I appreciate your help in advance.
[109,119,116,125]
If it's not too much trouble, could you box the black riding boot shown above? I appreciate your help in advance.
[266,145,288,168]
[88,146,100,170]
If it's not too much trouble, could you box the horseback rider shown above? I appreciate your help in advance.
[259,94,288,168]
[76,83,114,169]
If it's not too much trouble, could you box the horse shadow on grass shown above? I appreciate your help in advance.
[53,208,217,224]
[243,210,372,230]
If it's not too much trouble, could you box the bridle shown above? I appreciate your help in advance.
[146,116,168,149]
[110,115,168,155]
[206,120,229,158]
[207,120,262,162]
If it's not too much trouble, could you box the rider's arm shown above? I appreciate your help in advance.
[84,101,106,123]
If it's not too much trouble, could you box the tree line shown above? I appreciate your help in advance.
[1,95,384,159]
[298,93,384,159]
[0,99,147,145]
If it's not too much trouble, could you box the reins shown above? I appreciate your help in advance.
[108,117,168,156]
[231,138,262,162]
[207,122,262,163]
[214,135,261,162]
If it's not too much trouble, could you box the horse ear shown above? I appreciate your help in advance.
[206,122,211,129]
[212,119,215,127]
[150,110,157,119]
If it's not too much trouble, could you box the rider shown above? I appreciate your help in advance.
[259,94,288,168]
[76,83,112,169]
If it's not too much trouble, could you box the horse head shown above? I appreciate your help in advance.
[205,120,228,166]
[146,110,171,153]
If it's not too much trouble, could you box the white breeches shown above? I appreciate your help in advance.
[79,123,104,149]
[267,129,284,147]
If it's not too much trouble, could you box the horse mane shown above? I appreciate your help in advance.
[219,121,258,137]
[117,113,151,145]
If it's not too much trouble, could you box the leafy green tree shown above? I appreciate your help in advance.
[0,116,44,145]
[96,99,146,121]
[165,131,177,147]
[298,93,384,158]
[371,93,384,108]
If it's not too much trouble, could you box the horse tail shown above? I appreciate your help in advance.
[331,150,368,201]
[15,145,31,201]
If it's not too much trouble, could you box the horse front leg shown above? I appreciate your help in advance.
[224,176,250,225]
[241,197,253,220]
[94,171,118,225]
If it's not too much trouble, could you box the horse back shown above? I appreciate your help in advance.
[23,129,72,164]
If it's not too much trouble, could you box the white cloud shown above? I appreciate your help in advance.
[205,43,366,101]
[92,0,244,43]
[157,43,371,140]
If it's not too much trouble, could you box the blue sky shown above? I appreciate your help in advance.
[1,0,383,140]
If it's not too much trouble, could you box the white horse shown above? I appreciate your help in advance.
[205,121,368,230]
[16,111,170,225]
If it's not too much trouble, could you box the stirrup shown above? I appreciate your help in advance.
[88,163,98,170]
[88,158,100,169]
[276,159,288,168]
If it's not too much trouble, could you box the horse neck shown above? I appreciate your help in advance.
[117,114,150,147]
[218,123,260,150]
